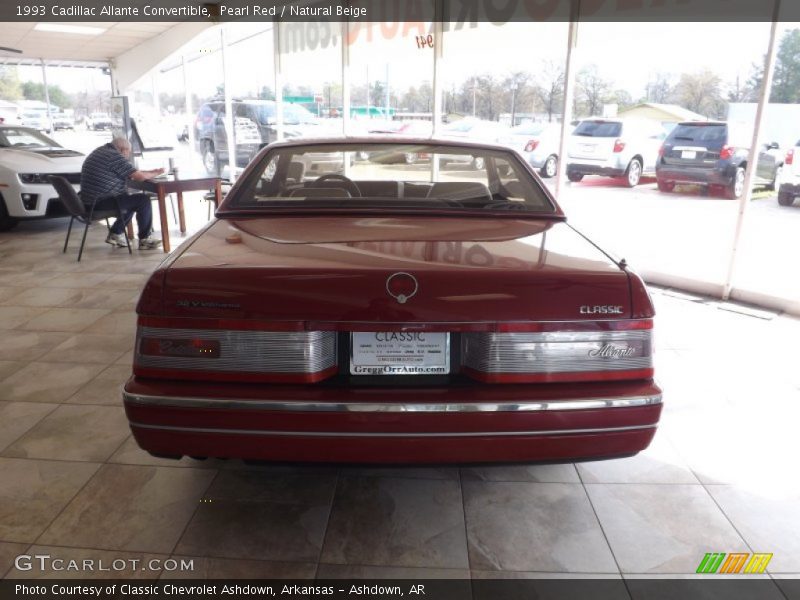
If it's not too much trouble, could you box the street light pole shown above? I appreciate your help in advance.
[510,82,518,127]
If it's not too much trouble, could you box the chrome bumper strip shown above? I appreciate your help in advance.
[123,392,662,413]
[129,422,657,438]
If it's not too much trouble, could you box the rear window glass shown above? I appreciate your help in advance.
[668,124,727,144]
[223,143,555,215]
[573,120,622,138]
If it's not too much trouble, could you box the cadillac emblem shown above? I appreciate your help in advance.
[386,272,418,304]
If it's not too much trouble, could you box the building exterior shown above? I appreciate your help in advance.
[617,102,707,131]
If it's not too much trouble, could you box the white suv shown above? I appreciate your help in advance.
[0,125,85,231]
[566,118,666,187]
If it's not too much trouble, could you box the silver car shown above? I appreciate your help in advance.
[566,118,666,187]
[502,122,570,178]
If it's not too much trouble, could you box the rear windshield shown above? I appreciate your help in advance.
[668,123,727,144]
[224,143,555,215]
[573,120,622,138]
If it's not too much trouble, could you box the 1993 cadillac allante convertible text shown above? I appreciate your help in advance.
[123,138,662,463]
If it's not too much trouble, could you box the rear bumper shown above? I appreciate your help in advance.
[567,160,626,177]
[778,182,800,196]
[123,378,662,464]
[656,164,732,186]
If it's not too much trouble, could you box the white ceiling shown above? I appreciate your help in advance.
[0,21,179,66]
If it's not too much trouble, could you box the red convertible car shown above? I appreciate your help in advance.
[123,138,662,464]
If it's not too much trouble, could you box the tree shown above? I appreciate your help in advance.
[671,70,725,117]
[503,72,534,124]
[645,72,673,104]
[727,73,758,103]
[607,89,634,112]
[0,66,22,101]
[21,81,72,109]
[535,61,564,122]
[576,65,612,117]
[770,28,800,102]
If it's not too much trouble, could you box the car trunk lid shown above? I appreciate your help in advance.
[156,216,633,324]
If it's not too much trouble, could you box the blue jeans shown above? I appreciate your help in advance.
[94,193,153,239]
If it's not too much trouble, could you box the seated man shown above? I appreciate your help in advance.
[80,136,165,249]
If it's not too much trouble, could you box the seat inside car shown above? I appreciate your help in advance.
[427,181,493,205]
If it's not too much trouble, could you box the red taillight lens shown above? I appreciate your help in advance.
[462,319,654,383]
[613,139,625,153]
[786,148,794,165]
[524,139,540,152]
[658,144,665,157]
[720,145,735,160]
[134,320,337,383]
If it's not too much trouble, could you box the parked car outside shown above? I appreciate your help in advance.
[501,122,571,178]
[566,118,666,187]
[365,120,434,164]
[85,112,113,131]
[656,121,784,199]
[50,113,73,131]
[778,139,800,207]
[123,137,662,464]
[0,125,84,231]
[194,99,340,175]
[438,118,509,168]
[20,111,51,133]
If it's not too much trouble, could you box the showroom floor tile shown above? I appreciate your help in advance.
[1,215,799,582]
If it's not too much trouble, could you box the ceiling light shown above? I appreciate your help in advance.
[34,23,107,35]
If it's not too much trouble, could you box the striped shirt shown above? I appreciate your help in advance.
[80,143,136,202]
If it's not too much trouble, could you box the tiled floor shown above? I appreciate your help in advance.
[1,214,799,586]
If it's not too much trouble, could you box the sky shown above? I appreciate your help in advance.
[15,20,787,105]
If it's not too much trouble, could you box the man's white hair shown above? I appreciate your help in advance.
[111,136,131,152]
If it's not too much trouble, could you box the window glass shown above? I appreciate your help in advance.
[227,143,553,213]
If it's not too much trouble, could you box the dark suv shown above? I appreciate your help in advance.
[656,121,783,199]
[194,100,322,174]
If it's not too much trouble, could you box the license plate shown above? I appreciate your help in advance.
[681,150,697,159]
[580,144,595,153]
[350,332,450,375]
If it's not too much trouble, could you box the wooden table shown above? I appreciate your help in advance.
[128,175,222,253]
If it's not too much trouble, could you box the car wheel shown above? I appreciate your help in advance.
[726,167,745,199]
[567,172,584,182]
[540,155,557,178]
[472,156,485,170]
[657,179,675,192]
[767,165,782,191]
[624,158,642,187]
[202,141,219,175]
[0,195,19,232]
[404,152,418,165]
[778,191,795,206]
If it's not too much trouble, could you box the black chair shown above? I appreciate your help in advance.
[49,175,131,261]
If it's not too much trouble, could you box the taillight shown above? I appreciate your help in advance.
[524,139,540,152]
[462,320,654,383]
[134,319,337,383]
[658,144,666,157]
[720,145,735,160]
[613,139,625,153]
[786,148,794,165]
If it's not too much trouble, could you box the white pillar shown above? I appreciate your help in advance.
[273,21,284,141]
[431,2,444,182]
[40,59,53,134]
[220,26,237,181]
[341,20,351,135]
[182,55,195,153]
[723,5,781,300]
[554,0,580,200]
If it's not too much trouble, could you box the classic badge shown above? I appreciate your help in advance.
[386,272,418,304]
